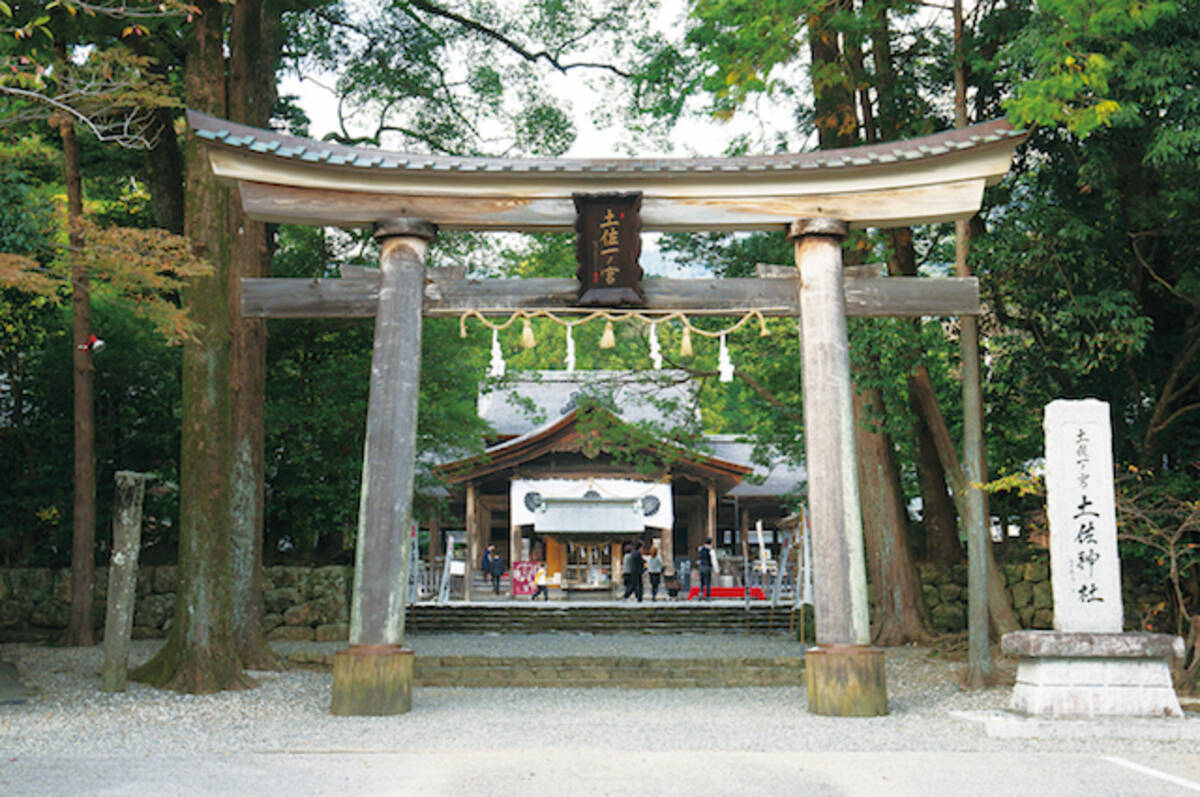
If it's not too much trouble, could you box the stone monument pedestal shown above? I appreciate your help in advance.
[1002,630,1184,718]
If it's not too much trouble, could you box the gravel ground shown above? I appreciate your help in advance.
[1,634,1196,760]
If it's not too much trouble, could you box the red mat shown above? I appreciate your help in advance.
[686,586,767,600]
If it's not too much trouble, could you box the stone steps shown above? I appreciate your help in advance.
[405,604,805,636]
[286,650,805,688]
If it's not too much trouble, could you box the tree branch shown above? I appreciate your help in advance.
[661,357,803,420]
[0,84,159,148]
[406,0,632,78]
[1130,235,1198,307]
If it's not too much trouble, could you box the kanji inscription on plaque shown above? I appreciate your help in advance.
[573,192,645,306]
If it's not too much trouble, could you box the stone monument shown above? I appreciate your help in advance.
[1001,399,1184,717]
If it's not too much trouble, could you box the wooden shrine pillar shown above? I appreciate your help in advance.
[510,524,522,571]
[740,508,751,560]
[706,484,718,548]
[687,503,704,563]
[790,218,886,717]
[465,482,480,590]
[479,505,494,564]
[658,525,673,574]
[429,513,442,559]
[332,218,436,716]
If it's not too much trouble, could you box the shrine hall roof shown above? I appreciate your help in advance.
[436,407,751,493]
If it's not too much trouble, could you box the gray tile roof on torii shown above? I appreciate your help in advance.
[188,110,1027,231]
[190,110,1021,175]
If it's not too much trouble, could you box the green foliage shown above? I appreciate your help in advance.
[1003,0,1177,136]
[573,397,703,475]
[0,137,57,268]
[261,226,492,559]
[685,0,807,117]
[0,297,183,565]
[976,0,1200,472]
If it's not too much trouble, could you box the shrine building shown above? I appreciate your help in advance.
[434,370,806,594]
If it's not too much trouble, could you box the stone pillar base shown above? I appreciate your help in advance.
[1002,631,1184,718]
[330,645,414,716]
[805,645,888,717]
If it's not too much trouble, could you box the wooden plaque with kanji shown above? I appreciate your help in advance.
[573,192,645,306]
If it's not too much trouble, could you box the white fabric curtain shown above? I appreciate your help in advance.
[509,477,674,530]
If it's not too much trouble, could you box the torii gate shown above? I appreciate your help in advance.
[188,110,1024,716]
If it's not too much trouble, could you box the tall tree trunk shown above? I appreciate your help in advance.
[954,0,997,689]
[885,227,963,565]
[143,107,186,235]
[227,0,281,671]
[908,365,1018,639]
[870,8,962,567]
[912,417,962,564]
[123,36,185,235]
[853,383,932,645]
[807,0,856,150]
[62,101,95,648]
[131,0,254,693]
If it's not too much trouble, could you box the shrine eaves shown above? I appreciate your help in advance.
[187,110,1026,233]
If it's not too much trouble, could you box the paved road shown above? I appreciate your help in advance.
[4,751,1199,796]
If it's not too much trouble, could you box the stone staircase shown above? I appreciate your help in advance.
[405,603,807,636]
[284,602,811,687]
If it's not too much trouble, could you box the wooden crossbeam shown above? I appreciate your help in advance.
[242,270,979,319]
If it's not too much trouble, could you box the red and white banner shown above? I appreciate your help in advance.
[510,561,538,596]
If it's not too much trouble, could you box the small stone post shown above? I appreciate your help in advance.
[332,218,435,716]
[100,471,149,692]
[790,218,886,716]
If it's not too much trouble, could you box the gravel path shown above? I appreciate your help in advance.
[1,635,1195,761]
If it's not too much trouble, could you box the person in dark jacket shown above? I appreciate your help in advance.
[481,544,504,595]
[622,540,646,602]
[697,537,715,600]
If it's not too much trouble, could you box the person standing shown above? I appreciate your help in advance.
[646,545,663,601]
[621,544,633,599]
[481,544,504,596]
[697,537,717,600]
[532,562,549,601]
[623,540,646,602]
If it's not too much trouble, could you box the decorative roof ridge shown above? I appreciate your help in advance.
[187,110,1024,175]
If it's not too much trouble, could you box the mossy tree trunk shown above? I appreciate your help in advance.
[884,228,964,566]
[853,383,932,646]
[131,0,254,693]
[227,0,282,672]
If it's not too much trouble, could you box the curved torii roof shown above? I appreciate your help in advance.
[188,110,1025,233]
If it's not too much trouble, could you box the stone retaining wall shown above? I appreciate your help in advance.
[0,560,1159,640]
[918,560,1055,634]
[0,565,355,642]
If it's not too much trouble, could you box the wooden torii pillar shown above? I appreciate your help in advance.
[187,110,1025,717]
[331,219,435,715]
[790,218,881,714]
